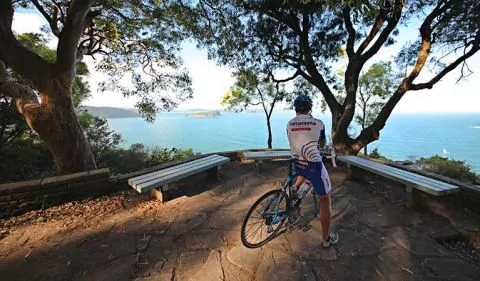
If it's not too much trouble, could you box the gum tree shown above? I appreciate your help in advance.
[0,0,193,174]
[221,69,291,148]
[184,0,480,154]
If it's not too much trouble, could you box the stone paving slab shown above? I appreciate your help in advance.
[188,250,224,281]
[384,227,456,257]
[209,208,244,230]
[167,212,207,236]
[255,249,316,281]
[377,248,436,281]
[183,229,225,250]
[176,249,211,280]
[2,165,480,281]
[227,244,263,274]
[423,257,480,281]
[336,229,380,257]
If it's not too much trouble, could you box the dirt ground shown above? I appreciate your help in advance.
[1,162,480,281]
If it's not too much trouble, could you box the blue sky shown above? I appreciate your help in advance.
[11,8,480,113]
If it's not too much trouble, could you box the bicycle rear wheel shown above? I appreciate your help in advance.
[240,189,289,248]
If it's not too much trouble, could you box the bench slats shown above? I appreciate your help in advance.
[128,155,225,185]
[128,154,229,193]
[343,156,456,191]
[243,150,291,160]
[338,156,458,196]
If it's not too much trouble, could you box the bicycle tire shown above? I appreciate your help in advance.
[240,189,290,248]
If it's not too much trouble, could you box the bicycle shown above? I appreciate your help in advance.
[240,159,320,248]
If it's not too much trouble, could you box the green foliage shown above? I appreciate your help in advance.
[355,61,399,130]
[0,30,195,181]
[222,69,290,113]
[14,0,194,120]
[0,141,54,183]
[368,148,390,160]
[15,33,91,106]
[418,155,479,183]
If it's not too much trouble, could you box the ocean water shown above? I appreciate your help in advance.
[107,111,480,173]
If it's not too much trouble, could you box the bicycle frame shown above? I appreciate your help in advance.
[261,159,308,225]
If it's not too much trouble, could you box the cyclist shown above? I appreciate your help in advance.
[286,95,339,248]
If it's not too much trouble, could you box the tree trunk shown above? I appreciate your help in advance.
[362,106,367,156]
[39,97,97,174]
[266,116,272,149]
[0,63,96,174]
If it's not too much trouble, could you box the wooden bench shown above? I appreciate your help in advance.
[243,148,337,173]
[337,155,459,207]
[127,154,230,202]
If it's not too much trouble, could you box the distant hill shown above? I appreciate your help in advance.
[79,106,140,118]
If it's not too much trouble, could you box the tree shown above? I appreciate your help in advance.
[221,69,290,148]
[184,0,480,154]
[355,61,398,155]
[0,1,193,174]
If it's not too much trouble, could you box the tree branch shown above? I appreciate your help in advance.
[410,44,479,90]
[356,15,385,55]
[0,61,42,118]
[343,8,356,58]
[0,0,53,92]
[268,70,300,83]
[56,0,94,71]
[299,10,341,113]
[354,0,477,147]
[360,6,403,62]
[31,0,52,24]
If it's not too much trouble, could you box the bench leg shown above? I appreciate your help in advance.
[150,188,163,202]
[207,166,219,181]
[329,156,338,168]
[150,185,167,203]
[405,186,414,208]
[256,160,263,174]
[404,185,427,211]
[347,164,365,182]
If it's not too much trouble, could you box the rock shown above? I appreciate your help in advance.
[188,250,224,281]
[227,244,263,274]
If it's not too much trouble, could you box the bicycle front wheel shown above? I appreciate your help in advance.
[240,189,289,248]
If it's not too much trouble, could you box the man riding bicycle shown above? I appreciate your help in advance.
[286,95,339,248]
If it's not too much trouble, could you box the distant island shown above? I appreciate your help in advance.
[185,110,221,118]
[79,106,140,118]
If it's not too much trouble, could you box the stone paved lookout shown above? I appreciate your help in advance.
[1,157,480,281]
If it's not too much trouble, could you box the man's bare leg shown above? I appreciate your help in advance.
[294,175,305,190]
[317,193,332,241]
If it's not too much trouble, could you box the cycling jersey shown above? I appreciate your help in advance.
[286,114,326,162]
[286,114,331,196]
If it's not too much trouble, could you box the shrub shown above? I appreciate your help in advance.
[418,155,479,183]
[368,148,389,160]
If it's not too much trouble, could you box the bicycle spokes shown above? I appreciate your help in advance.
[242,191,287,247]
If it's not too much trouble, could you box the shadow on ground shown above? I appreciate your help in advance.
[1,162,480,281]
